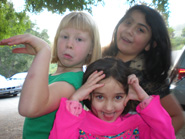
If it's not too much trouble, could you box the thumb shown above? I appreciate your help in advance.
[12,48,28,54]
[124,96,129,106]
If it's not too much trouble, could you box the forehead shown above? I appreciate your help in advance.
[128,11,150,25]
[93,77,125,96]
[60,15,93,37]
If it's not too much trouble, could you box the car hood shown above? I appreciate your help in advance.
[0,80,22,88]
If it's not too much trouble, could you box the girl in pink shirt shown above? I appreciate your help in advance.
[49,57,175,139]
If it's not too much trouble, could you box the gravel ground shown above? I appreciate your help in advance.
[0,95,184,139]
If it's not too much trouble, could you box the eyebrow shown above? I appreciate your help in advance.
[92,92,126,95]
[138,23,150,31]
[125,16,150,31]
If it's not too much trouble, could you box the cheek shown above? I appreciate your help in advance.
[117,26,123,38]
[91,101,102,115]
[117,103,125,111]
[115,101,125,113]
[134,36,149,50]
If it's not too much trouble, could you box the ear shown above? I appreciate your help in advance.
[145,44,150,51]
[145,41,157,51]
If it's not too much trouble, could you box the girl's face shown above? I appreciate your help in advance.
[57,28,92,68]
[116,10,152,62]
[91,77,126,123]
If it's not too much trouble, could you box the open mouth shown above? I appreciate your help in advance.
[102,112,115,121]
[121,36,132,43]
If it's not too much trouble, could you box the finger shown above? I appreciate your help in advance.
[87,71,105,85]
[0,35,25,46]
[12,48,28,54]
[124,96,129,106]
[128,74,138,84]
[88,70,103,80]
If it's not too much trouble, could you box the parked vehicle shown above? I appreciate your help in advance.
[0,72,27,97]
[170,47,185,109]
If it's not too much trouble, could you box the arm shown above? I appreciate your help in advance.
[160,94,185,133]
[124,74,175,138]
[49,98,84,139]
[70,70,105,101]
[0,34,76,117]
[137,95,176,139]
[49,71,105,139]
[124,74,150,106]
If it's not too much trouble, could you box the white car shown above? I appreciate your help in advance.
[0,72,27,97]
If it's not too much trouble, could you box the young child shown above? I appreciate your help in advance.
[0,11,101,139]
[102,5,185,133]
[49,57,175,138]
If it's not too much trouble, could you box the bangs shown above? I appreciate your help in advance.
[60,12,93,36]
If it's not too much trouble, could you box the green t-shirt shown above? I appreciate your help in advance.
[23,71,84,139]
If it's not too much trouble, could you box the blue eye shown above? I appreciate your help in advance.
[61,35,68,39]
[76,38,82,42]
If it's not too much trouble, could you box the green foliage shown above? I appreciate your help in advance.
[25,23,51,45]
[171,27,185,50]
[0,46,33,77]
[171,37,185,50]
[0,1,51,77]
[168,27,175,38]
[0,24,51,77]
[0,0,31,41]
[181,28,185,37]
[25,0,105,14]
[49,64,57,74]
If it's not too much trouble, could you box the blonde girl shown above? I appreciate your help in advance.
[0,11,101,139]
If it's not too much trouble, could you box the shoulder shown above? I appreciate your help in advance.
[49,71,84,90]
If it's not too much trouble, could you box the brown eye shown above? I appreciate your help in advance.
[96,95,103,100]
[115,96,122,100]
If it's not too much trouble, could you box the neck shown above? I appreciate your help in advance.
[116,52,137,62]
[53,64,83,75]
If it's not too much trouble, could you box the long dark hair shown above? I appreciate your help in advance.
[103,5,171,82]
[83,57,136,115]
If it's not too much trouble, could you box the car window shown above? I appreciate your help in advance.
[178,50,185,68]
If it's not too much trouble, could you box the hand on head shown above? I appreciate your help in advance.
[70,71,105,102]
[124,74,149,106]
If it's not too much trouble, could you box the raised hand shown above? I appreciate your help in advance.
[0,34,50,55]
[124,74,149,106]
[70,71,105,102]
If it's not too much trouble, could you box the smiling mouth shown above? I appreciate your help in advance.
[121,37,132,43]
[102,112,115,120]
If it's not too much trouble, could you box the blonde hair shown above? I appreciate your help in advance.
[51,11,101,65]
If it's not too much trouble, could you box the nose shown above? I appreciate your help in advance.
[104,100,114,112]
[126,26,134,36]
[66,39,73,49]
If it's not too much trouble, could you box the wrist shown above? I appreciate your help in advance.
[139,95,153,109]
[66,100,82,116]
[69,95,80,101]
[141,94,150,102]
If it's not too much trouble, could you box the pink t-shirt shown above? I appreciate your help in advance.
[49,95,175,139]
